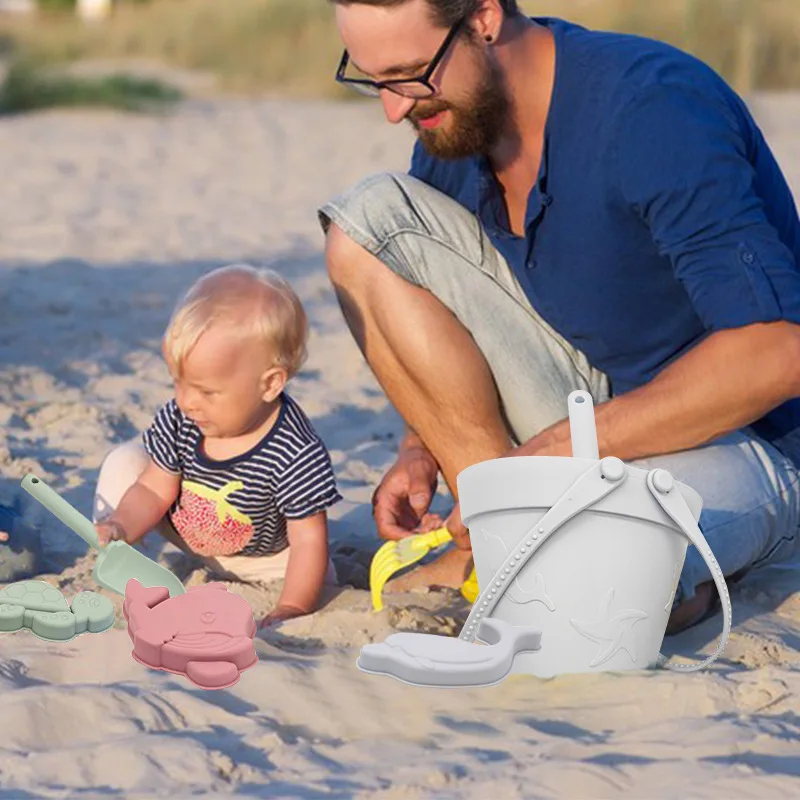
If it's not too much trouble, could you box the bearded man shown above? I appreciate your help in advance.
[317,0,800,632]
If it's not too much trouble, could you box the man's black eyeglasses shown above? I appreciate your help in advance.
[335,16,466,99]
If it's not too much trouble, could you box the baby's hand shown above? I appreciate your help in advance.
[96,519,128,547]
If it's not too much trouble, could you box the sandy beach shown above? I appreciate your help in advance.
[1,91,799,798]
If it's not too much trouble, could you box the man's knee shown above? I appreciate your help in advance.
[319,169,478,294]
[320,170,441,275]
[323,220,366,286]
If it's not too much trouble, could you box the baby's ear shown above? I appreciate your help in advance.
[260,366,288,402]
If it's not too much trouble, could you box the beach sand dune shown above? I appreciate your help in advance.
[0,93,799,798]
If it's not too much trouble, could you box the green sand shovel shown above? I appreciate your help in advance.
[21,473,186,598]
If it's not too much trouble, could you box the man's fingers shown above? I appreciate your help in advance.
[407,463,433,517]
[415,512,444,533]
[372,499,412,541]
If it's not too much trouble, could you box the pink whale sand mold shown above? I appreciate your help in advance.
[123,579,258,690]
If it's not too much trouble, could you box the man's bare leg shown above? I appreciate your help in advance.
[325,223,513,588]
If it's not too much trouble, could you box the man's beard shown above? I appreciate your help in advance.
[408,52,510,159]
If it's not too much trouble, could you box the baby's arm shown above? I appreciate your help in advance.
[261,512,329,626]
[96,460,181,546]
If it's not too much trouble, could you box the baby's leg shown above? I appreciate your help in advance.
[94,437,151,523]
[207,549,338,587]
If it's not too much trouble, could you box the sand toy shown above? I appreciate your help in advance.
[357,391,732,687]
[357,617,542,688]
[369,526,451,611]
[0,580,114,641]
[123,579,258,689]
[21,474,186,598]
[369,527,481,611]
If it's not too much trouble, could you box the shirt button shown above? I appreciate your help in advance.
[542,194,553,206]
[742,251,755,265]
[527,259,538,270]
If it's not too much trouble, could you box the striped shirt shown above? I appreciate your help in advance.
[142,393,341,557]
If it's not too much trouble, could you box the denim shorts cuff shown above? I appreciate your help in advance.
[318,200,420,287]
[317,201,382,257]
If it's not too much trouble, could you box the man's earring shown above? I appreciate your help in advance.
[485,34,493,43]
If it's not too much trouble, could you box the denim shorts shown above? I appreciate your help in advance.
[319,171,800,603]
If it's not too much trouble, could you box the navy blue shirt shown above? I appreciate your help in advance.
[409,17,800,461]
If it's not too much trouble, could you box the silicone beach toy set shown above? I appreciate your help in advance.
[360,391,732,688]
[1,475,259,690]
[1,390,732,692]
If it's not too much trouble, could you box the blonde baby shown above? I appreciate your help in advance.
[93,264,341,627]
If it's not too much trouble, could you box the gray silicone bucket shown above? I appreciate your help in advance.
[457,388,713,678]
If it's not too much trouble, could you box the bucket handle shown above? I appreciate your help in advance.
[458,457,628,644]
[458,459,732,673]
[646,469,732,672]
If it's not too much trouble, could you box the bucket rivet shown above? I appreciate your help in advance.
[653,469,674,494]
[538,527,544,533]
[600,456,625,481]
[520,546,527,553]
[525,540,533,547]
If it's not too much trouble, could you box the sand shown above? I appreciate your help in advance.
[0,90,799,798]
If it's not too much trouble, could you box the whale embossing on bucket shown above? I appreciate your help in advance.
[457,391,728,678]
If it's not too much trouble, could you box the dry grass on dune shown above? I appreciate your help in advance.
[0,0,798,97]
[0,0,349,97]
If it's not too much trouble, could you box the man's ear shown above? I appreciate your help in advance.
[260,366,288,403]
[472,0,505,44]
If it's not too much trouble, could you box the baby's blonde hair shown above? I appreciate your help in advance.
[164,263,308,379]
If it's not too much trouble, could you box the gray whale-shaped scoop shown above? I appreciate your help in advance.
[357,618,542,688]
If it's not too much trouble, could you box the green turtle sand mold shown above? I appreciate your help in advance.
[0,580,115,642]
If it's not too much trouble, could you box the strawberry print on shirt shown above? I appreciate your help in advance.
[171,479,255,556]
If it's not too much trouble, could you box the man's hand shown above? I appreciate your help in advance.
[372,445,441,541]
[96,519,128,546]
[259,604,307,628]
[0,531,8,543]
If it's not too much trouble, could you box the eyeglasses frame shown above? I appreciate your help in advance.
[335,15,468,98]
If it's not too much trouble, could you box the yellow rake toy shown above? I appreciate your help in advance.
[369,526,479,611]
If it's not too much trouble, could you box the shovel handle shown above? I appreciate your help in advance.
[568,390,600,460]
[21,474,100,550]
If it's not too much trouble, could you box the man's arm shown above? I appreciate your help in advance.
[399,426,436,459]
[563,77,800,463]
[517,320,800,460]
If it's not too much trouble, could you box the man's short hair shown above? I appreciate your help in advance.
[329,0,521,29]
